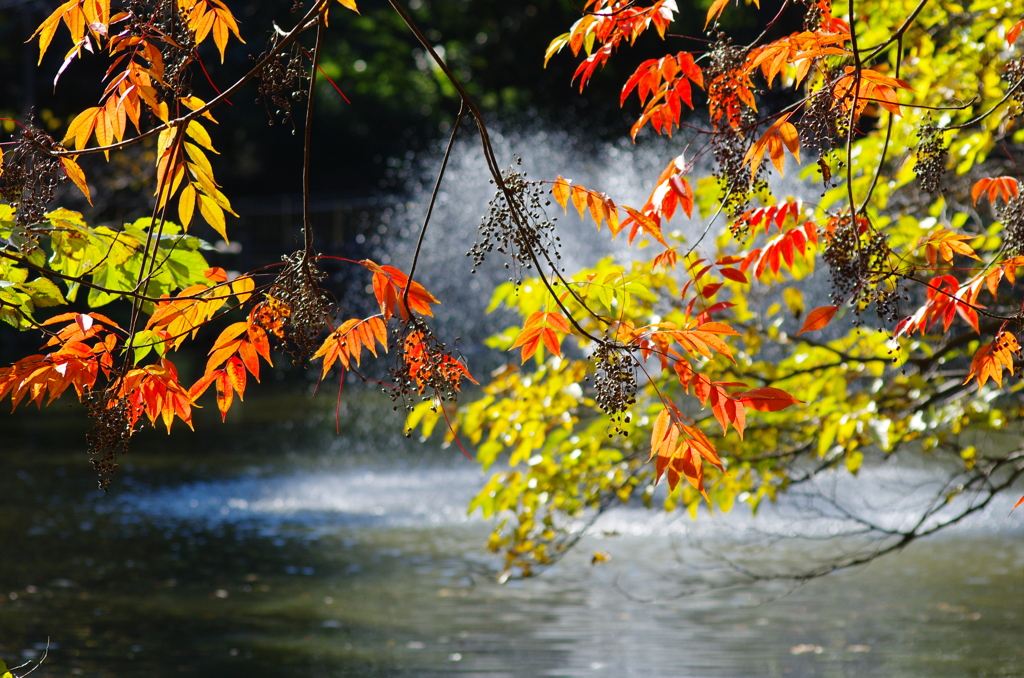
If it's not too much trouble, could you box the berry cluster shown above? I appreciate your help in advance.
[914,121,947,193]
[265,252,332,360]
[706,38,766,218]
[587,340,637,435]
[468,160,560,282]
[803,83,841,158]
[822,214,891,313]
[999,193,1024,256]
[84,391,139,491]
[255,38,308,130]
[799,0,825,30]
[0,125,64,228]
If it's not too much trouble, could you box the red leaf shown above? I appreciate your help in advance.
[734,386,802,412]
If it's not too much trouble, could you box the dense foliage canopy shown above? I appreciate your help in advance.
[1,0,1022,586]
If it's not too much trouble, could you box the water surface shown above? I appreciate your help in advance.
[1,394,1021,677]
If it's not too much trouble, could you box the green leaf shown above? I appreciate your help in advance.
[20,277,67,307]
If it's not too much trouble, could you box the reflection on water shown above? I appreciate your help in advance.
[1,396,1022,677]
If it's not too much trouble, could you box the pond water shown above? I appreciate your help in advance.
[1,393,1022,678]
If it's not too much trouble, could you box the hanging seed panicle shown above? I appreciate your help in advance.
[388,318,471,431]
[468,160,560,281]
[84,390,140,491]
[803,83,842,157]
[715,120,767,221]
[265,252,332,359]
[874,286,908,326]
[1005,57,1024,91]
[999,193,1024,255]
[799,0,825,30]
[254,37,308,130]
[0,125,64,228]
[123,0,196,101]
[589,340,637,434]
[822,214,891,314]
[706,38,766,218]
[914,120,947,194]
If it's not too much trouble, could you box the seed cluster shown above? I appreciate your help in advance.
[1005,57,1024,91]
[586,340,638,434]
[84,391,139,491]
[265,252,332,360]
[706,38,766,219]
[803,83,842,158]
[254,38,308,130]
[468,160,560,281]
[124,0,196,101]
[799,0,824,30]
[822,214,891,313]
[999,194,1024,255]
[914,121,947,193]
[0,126,64,228]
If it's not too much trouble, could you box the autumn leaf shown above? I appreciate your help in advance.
[916,229,982,267]
[971,176,1019,206]
[552,176,572,211]
[60,156,91,204]
[796,305,838,335]
[705,0,730,28]
[511,311,572,362]
[361,260,440,320]
[744,113,801,177]
[733,386,802,412]
[833,67,913,118]
[964,331,1019,389]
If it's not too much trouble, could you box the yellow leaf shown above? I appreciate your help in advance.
[545,33,570,67]
[186,120,217,153]
[230,275,255,304]
[178,183,196,228]
[198,193,228,241]
[336,0,359,12]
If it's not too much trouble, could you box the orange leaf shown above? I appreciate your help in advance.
[215,370,233,421]
[553,176,572,211]
[971,176,1019,205]
[705,0,730,28]
[797,305,838,335]
[225,355,246,398]
[60,156,91,204]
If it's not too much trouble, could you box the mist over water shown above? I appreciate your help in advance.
[372,126,696,358]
